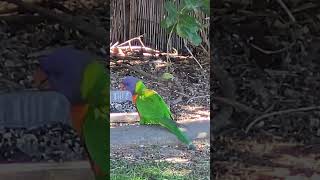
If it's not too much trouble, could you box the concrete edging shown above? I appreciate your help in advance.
[111,118,210,147]
[0,161,94,180]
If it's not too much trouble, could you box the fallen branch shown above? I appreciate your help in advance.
[276,0,296,23]
[249,42,295,55]
[115,34,145,47]
[292,3,318,13]
[110,37,189,59]
[110,42,119,49]
[113,46,159,52]
[184,39,203,69]
[245,106,320,133]
[111,54,191,61]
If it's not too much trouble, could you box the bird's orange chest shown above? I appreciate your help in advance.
[132,94,138,104]
[70,104,89,135]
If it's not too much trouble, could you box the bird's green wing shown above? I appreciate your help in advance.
[81,61,109,179]
[83,107,109,179]
[81,61,109,107]
[136,89,192,146]
[136,89,172,124]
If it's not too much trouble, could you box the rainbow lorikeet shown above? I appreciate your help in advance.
[120,76,195,150]
[33,47,109,180]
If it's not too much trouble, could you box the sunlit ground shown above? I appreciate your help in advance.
[213,137,320,179]
[175,105,210,121]
[110,139,210,180]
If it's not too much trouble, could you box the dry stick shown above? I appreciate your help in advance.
[276,0,296,23]
[250,42,294,55]
[128,40,132,51]
[245,106,320,134]
[183,39,203,69]
[292,3,318,13]
[138,38,146,47]
[166,26,174,67]
[110,42,119,49]
[112,46,160,52]
[111,55,190,61]
[200,44,209,56]
[116,35,144,47]
[111,45,186,57]
[3,0,107,45]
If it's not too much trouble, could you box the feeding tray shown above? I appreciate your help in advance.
[0,161,94,180]
[0,90,136,180]
[0,90,137,127]
[110,90,139,123]
[0,91,71,128]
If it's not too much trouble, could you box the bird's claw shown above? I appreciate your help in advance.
[187,143,196,150]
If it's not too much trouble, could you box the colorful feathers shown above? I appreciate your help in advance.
[122,76,195,149]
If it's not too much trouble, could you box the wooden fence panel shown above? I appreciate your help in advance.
[111,0,209,51]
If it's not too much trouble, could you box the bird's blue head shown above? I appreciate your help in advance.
[121,76,140,95]
[39,47,93,104]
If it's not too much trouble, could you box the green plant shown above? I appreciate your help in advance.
[161,0,209,46]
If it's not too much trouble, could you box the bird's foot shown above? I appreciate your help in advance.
[187,143,196,150]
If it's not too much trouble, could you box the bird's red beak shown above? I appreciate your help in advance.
[119,83,126,91]
[32,67,51,90]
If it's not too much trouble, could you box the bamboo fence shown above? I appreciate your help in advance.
[110,0,209,51]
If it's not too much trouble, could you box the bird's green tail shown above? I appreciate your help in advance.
[160,118,192,145]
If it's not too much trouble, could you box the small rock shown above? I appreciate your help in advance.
[4,60,15,67]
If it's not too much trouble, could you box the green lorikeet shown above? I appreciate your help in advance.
[33,47,109,180]
[120,76,195,150]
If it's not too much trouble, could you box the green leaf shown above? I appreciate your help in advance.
[83,107,109,175]
[161,72,174,80]
[183,0,201,11]
[161,1,178,29]
[200,0,210,14]
[176,15,202,46]
[81,61,109,107]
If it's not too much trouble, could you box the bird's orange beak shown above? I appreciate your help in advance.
[32,67,51,90]
[119,83,126,91]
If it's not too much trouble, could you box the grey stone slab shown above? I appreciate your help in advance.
[110,119,210,147]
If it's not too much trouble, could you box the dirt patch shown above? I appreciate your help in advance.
[0,0,108,162]
[212,136,320,179]
[111,138,210,179]
[110,53,210,122]
[213,0,320,178]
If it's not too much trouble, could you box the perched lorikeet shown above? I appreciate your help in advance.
[33,47,109,180]
[120,76,195,150]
